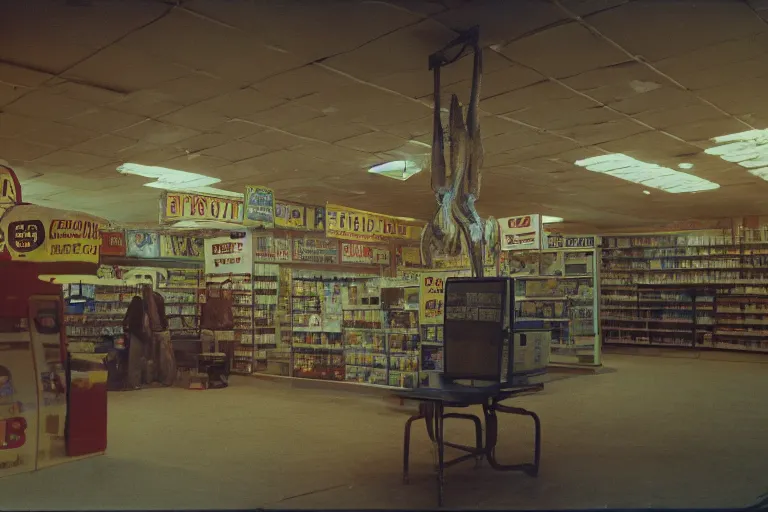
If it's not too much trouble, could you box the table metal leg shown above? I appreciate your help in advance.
[485,404,541,477]
[434,402,445,507]
[403,408,426,484]
[443,412,484,466]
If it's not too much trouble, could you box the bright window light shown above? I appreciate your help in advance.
[705,129,768,181]
[574,154,720,193]
[368,160,422,181]
[117,163,242,198]
[542,216,564,224]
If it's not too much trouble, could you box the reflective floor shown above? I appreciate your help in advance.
[0,354,766,510]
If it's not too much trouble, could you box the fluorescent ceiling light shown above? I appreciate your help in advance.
[678,163,693,170]
[117,163,242,198]
[643,190,651,195]
[705,129,768,181]
[542,216,564,224]
[574,154,720,193]
[368,160,422,181]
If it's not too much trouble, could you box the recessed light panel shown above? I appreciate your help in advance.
[574,154,720,193]
[117,163,242,198]
[368,160,422,181]
[542,216,564,224]
[705,129,768,180]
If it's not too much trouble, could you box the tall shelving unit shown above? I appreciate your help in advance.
[290,274,344,380]
[601,231,768,353]
[65,283,131,354]
[157,268,203,340]
[252,263,279,372]
[204,273,254,374]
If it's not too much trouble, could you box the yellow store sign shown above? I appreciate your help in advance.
[325,204,423,243]
[0,205,103,264]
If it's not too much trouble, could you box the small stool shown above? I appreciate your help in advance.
[198,352,229,389]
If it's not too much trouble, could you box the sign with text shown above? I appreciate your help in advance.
[325,204,422,243]
[204,232,252,274]
[253,234,293,262]
[419,273,446,326]
[499,214,540,251]
[340,243,391,265]
[0,205,103,264]
[100,231,126,257]
[161,191,244,224]
[159,235,204,260]
[126,231,160,259]
[274,201,324,231]
[397,246,422,268]
[544,234,597,251]
[292,238,338,264]
[243,186,275,228]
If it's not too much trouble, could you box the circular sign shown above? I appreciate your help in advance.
[8,220,45,253]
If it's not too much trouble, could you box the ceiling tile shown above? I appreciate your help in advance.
[481,81,568,115]
[116,119,200,146]
[243,102,324,129]
[586,1,765,62]
[0,61,52,88]
[159,103,230,132]
[318,20,457,82]
[199,88,286,118]
[62,107,147,133]
[69,134,139,158]
[335,131,406,153]
[552,117,648,145]
[561,61,669,104]
[0,0,168,73]
[0,137,56,161]
[108,91,182,118]
[161,154,231,173]
[253,65,355,101]
[43,80,126,105]
[30,149,111,171]
[207,119,265,139]
[632,104,727,131]
[607,87,699,116]
[64,44,190,92]
[185,0,422,62]
[174,132,237,154]
[500,22,629,79]
[286,117,373,143]
[434,0,568,46]
[151,74,239,106]
[243,130,304,151]
[202,141,271,162]
[4,90,94,121]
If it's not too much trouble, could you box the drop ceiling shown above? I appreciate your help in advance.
[3,0,768,231]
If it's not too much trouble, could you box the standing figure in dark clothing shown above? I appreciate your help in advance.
[142,285,175,387]
[123,296,151,390]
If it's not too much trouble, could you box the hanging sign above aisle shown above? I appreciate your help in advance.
[544,233,597,250]
[243,186,275,228]
[204,232,253,274]
[0,205,103,263]
[292,237,338,264]
[126,230,160,259]
[159,235,204,260]
[340,243,391,265]
[274,201,325,231]
[325,204,423,243]
[160,191,244,224]
[499,214,541,250]
[253,234,292,262]
[100,231,126,257]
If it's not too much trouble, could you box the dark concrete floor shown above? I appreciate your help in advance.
[0,354,766,510]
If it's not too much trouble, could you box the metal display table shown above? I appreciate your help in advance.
[394,383,543,507]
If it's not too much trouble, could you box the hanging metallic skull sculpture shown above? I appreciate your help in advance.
[420,27,499,277]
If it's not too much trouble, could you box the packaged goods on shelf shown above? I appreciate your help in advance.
[600,233,768,353]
